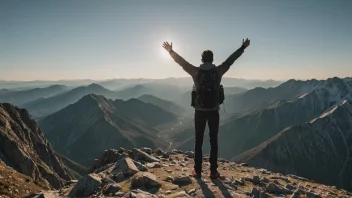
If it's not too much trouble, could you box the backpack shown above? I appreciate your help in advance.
[191,68,224,109]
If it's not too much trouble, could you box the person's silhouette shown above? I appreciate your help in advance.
[163,39,250,179]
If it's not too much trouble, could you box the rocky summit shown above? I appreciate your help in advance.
[35,148,352,198]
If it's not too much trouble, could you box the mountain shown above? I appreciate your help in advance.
[137,94,187,116]
[224,86,248,95]
[114,98,179,127]
[235,100,352,192]
[41,148,352,197]
[225,77,348,114]
[21,83,118,119]
[39,94,169,165]
[0,103,72,189]
[176,77,352,159]
[0,85,69,106]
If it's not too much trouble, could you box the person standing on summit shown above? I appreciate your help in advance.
[162,38,250,179]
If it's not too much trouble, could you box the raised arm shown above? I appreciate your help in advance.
[218,38,250,76]
[162,42,197,76]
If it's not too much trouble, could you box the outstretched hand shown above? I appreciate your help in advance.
[242,38,250,48]
[162,42,173,52]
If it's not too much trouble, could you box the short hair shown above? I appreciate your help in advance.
[201,50,213,63]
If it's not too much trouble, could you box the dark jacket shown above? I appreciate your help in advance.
[169,45,246,110]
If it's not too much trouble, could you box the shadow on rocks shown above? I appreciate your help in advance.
[212,179,234,198]
[196,178,216,198]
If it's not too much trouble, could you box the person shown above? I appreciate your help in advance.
[163,38,250,179]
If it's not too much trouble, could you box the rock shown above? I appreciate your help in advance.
[102,177,115,184]
[102,183,122,195]
[131,172,161,188]
[260,177,270,184]
[187,188,196,194]
[111,156,139,176]
[184,151,194,158]
[265,182,292,194]
[290,192,300,198]
[64,180,78,186]
[134,149,160,162]
[69,173,101,197]
[240,163,248,167]
[118,147,125,153]
[153,148,165,156]
[166,190,172,195]
[251,187,268,198]
[90,149,121,172]
[133,160,149,172]
[146,162,162,168]
[165,183,179,190]
[141,147,152,154]
[244,175,261,185]
[173,174,192,185]
[165,176,173,182]
[162,152,170,158]
[285,183,296,191]
[167,191,192,198]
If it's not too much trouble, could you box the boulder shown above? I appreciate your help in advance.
[134,149,160,163]
[69,174,101,197]
[131,172,161,188]
[102,183,122,195]
[172,174,192,185]
[153,148,164,156]
[184,151,194,158]
[111,156,139,176]
[140,147,152,154]
[133,160,149,172]
[265,182,292,194]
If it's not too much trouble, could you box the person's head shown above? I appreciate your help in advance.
[201,50,214,63]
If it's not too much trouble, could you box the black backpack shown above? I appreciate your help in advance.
[191,68,225,108]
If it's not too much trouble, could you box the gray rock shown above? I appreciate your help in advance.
[251,187,268,198]
[146,162,162,168]
[153,148,165,156]
[265,182,292,194]
[102,183,122,195]
[102,177,115,184]
[69,174,101,197]
[111,156,139,176]
[131,172,161,188]
[173,174,192,185]
[64,180,78,186]
[133,160,149,172]
[134,149,160,163]
[184,151,194,158]
[285,183,296,191]
[244,175,261,185]
[240,163,248,167]
[141,147,152,154]
[187,188,196,194]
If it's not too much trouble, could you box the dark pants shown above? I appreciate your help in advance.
[194,110,219,174]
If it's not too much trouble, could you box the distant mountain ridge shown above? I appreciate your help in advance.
[0,85,68,105]
[39,94,170,165]
[235,100,352,191]
[21,83,118,119]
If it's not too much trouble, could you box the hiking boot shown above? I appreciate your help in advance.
[210,171,220,180]
[192,169,201,178]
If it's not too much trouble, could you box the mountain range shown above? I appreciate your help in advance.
[39,94,171,165]
[235,100,352,191]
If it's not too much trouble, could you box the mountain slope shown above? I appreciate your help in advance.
[176,77,352,159]
[137,94,186,116]
[39,94,168,165]
[21,83,118,119]
[0,85,68,105]
[0,103,72,189]
[235,100,352,192]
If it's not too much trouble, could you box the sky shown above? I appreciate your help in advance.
[0,0,351,81]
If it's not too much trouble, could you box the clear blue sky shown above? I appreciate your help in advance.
[1,0,351,81]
